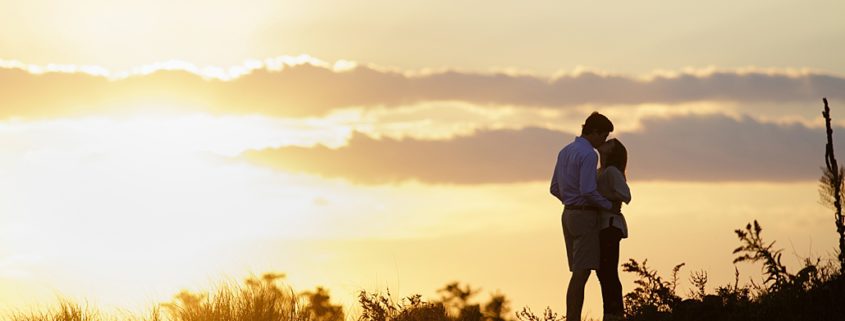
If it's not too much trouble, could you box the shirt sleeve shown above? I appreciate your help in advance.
[579,152,612,209]
[550,165,562,202]
[609,167,632,204]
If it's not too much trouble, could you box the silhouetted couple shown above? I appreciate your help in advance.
[551,112,630,321]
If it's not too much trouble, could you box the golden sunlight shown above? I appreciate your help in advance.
[1,2,843,317]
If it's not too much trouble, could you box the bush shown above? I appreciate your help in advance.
[357,291,449,321]
[621,220,844,321]
[357,283,513,321]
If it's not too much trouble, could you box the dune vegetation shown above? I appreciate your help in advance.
[7,213,843,321]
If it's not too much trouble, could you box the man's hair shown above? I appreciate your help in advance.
[581,112,614,136]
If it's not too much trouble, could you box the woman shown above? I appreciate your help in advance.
[595,138,630,321]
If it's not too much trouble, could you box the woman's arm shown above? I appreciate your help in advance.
[609,167,631,204]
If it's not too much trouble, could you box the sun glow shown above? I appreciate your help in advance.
[0,113,356,312]
[0,111,838,318]
[0,0,840,318]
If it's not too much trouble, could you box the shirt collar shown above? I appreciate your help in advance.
[574,136,592,148]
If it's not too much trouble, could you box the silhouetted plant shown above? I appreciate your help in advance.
[435,282,513,321]
[819,97,845,274]
[818,164,844,210]
[357,290,449,321]
[733,220,822,294]
[438,282,480,318]
[687,270,708,301]
[9,300,100,321]
[735,220,845,320]
[666,266,753,321]
[621,220,842,321]
[356,283,513,321]
[482,292,511,321]
[712,267,751,309]
[161,272,308,321]
[621,258,684,320]
[733,220,791,292]
[513,307,563,321]
[300,287,344,321]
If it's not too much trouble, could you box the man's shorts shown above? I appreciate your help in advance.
[562,208,601,271]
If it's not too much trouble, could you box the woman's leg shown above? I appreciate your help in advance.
[597,226,624,319]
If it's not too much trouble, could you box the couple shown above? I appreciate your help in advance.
[550,112,630,321]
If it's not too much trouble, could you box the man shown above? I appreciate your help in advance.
[550,112,614,321]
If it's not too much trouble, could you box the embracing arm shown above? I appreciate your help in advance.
[608,167,631,204]
[580,152,612,209]
[550,173,562,202]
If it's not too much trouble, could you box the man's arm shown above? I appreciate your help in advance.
[550,162,563,202]
[579,152,612,209]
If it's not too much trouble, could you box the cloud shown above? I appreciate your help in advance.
[243,114,845,183]
[0,62,843,118]
[243,127,563,184]
[624,114,839,181]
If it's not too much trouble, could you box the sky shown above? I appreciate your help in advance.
[1,0,844,317]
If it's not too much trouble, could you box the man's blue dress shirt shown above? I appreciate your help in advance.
[550,136,612,209]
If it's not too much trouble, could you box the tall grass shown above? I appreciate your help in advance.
[8,273,308,321]
[159,273,308,321]
[9,300,103,321]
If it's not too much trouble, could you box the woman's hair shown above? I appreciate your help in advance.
[605,138,627,176]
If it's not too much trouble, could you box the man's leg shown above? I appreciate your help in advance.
[567,269,592,321]
[597,226,624,320]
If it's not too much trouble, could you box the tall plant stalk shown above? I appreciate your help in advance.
[822,97,845,274]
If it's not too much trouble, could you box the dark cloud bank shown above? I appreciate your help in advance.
[1,65,843,118]
[244,114,845,184]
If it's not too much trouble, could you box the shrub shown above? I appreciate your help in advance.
[357,291,449,321]
[301,287,344,321]
[621,258,684,320]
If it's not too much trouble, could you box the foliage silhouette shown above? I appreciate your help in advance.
[513,307,563,321]
[357,291,449,321]
[160,272,309,321]
[620,220,844,321]
[356,283,513,321]
[687,270,707,301]
[819,97,845,274]
[301,287,344,321]
[9,300,103,321]
[620,259,684,320]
